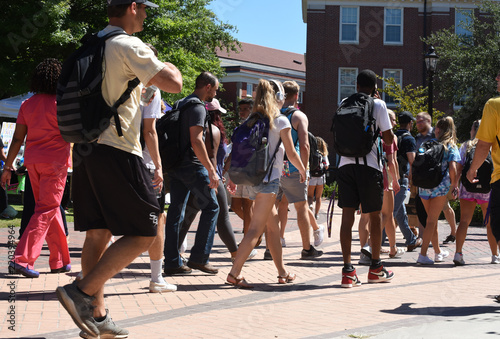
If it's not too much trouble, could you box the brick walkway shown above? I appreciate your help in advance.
[1,199,499,338]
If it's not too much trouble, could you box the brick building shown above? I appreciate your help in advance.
[302,0,486,144]
[216,42,306,112]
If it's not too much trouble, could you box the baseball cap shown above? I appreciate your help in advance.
[206,98,227,114]
[398,111,415,124]
[107,0,159,8]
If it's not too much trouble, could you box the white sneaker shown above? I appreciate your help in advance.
[417,253,434,265]
[248,249,258,260]
[358,253,371,265]
[491,255,500,264]
[313,224,325,246]
[281,237,286,247]
[149,280,177,293]
[453,252,465,266]
[361,244,372,259]
[435,250,449,262]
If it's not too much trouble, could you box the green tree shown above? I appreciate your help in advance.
[0,0,239,103]
[379,76,444,131]
[424,0,500,140]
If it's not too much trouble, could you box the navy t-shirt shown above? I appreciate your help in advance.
[395,129,416,176]
[178,94,207,165]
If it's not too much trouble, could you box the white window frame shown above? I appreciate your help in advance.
[246,83,253,96]
[384,8,403,45]
[338,68,358,104]
[383,69,403,107]
[455,8,474,38]
[340,7,359,44]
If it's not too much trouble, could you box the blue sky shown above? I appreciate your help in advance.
[208,0,307,55]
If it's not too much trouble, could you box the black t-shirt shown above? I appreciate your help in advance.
[178,94,207,165]
[395,129,416,176]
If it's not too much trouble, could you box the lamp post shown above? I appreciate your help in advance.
[424,45,439,118]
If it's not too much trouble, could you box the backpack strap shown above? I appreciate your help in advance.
[265,138,282,182]
[99,31,140,137]
[110,77,140,137]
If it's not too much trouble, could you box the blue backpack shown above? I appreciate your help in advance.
[228,113,281,186]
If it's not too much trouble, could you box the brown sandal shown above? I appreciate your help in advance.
[226,273,253,289]
[277,272,296,284]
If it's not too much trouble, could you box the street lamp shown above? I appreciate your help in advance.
[424,45,439,118]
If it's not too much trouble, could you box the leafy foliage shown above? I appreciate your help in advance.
[378,76,444,130]
[424,0,500,140]
[0,0,239,104]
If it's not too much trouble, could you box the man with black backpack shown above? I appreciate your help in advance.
[55,1,183,338]
[394,111,422,251]
[276,80,324,260]
[334,70,395,287]
[163,71,220,276]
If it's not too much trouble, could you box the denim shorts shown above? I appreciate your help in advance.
[248,178,280,200]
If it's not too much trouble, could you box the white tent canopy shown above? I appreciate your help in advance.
[0,93,33,118]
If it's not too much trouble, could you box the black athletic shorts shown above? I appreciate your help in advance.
[489,180,500,242]
[72,143,159,236]
[337,164,384,213]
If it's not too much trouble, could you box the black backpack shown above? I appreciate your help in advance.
[461,143,493,193]
[412,140,446,189]
[156,98,205,172]
[283,108,322,172]
[331,93,378,161]
[396,131,412,179]
[57,31,140,143]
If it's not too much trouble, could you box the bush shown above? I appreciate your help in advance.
[445,199,484,226]
[323,183,338,199]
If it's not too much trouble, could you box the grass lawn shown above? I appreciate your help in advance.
[0,193,74,229]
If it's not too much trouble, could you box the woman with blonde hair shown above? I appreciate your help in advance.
[417,116,461,265]
[226,79,306,288]
[308,136,329,220]
[454,119,500,265]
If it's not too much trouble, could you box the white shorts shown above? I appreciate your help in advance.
[309,175,325,186]
[233,184,252,199]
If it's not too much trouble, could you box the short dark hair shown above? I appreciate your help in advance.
[30,58,61,95]
[107,4,130,18]
[357,69,377,91]
[195,71,218,89]
[238,98,254,107]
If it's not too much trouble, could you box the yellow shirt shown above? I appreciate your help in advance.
[476,97,500,183]
[97,25,165,156]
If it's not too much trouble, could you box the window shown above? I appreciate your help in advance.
[246,83,253,96]
[338,68,358,103]
[385,8,403,45]
[340,7,359,43]
[455,8,473,40]
[383,69,402,107]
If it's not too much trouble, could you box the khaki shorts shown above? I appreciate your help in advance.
[277,171,308,204]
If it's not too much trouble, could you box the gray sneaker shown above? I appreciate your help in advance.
[56,281,98,337]
[79,310,129,338]
[300,245,323,260]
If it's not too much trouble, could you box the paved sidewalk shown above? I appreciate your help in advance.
[1,199,499,339]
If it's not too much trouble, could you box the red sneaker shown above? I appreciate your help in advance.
[341,268,361,288]
[368,265,394,283]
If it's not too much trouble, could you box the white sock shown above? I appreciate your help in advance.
[150,259,165,284]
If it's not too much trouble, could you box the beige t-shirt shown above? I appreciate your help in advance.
[97,25,165,156]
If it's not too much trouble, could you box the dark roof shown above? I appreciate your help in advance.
[216,42,305,72]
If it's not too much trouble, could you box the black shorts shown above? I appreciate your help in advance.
[337,164,383,213]
[72,143,159,236]
[489,180,500,242]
